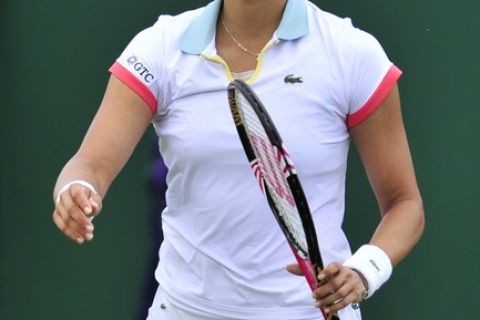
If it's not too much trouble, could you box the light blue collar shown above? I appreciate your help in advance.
[180,0,308,55]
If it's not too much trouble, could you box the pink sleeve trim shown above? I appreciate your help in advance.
[347,65,403,128]
[109,62,158,114]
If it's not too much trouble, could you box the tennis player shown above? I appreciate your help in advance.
[52,1,424,319]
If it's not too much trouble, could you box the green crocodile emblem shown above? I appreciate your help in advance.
[369,259,381,272]
[284,74,303,84]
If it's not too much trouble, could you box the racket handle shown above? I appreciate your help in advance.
[290,248,340,320]
[291,249,317,290]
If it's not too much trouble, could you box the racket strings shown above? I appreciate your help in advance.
[236,91,309,257]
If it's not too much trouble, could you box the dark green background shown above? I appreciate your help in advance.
[2,0,479,319]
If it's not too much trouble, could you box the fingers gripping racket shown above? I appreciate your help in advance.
[227,80,339,320]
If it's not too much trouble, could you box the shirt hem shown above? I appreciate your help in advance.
[159,279,323,320]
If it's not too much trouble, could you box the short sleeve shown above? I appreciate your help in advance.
[337,21,402,128]
[109,17,167,115]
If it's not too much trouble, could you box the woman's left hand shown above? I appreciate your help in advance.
[287,262,367,313]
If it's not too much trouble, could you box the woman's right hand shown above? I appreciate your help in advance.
[53,183,103,244]
[51,75,154,244]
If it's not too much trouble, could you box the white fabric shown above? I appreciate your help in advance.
[343,245,393,299]
[147,285,225,320]
[231,70,255,81]
[148,285,325,320]
[111,1,399,320]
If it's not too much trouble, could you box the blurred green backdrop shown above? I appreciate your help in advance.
[1,0,479,319]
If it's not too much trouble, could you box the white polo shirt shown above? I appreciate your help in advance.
[109,1,401,319]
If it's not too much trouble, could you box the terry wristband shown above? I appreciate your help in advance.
[343,244,393,299]
[55,180,98,205]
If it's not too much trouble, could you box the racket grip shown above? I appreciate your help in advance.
[290,247,339,319]
[291,249,317,291]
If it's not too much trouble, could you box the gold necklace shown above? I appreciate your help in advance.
[220,16,260,59]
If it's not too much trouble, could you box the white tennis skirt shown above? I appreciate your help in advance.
[147,285,338,320]
[147,285,226,320]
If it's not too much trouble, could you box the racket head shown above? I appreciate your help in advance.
[227,79,324,284]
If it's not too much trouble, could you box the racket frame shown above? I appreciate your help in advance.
[228,80,338,320]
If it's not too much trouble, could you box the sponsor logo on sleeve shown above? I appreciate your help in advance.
[126,55,155,84]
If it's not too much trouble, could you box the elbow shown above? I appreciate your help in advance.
[399,193,425,245]
[415,196,426,241]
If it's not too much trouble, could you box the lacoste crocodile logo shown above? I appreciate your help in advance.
[284,74,303,84]
[369,259,381,272]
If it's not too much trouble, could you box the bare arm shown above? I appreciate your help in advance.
[350,84,424,265]
[52,75,153,244]
[289,84,424,313]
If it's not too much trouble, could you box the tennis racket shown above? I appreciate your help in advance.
[227,80,339,320]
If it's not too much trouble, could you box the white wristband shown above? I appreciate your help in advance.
[55,180,98,205]
[343,244,393,299]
